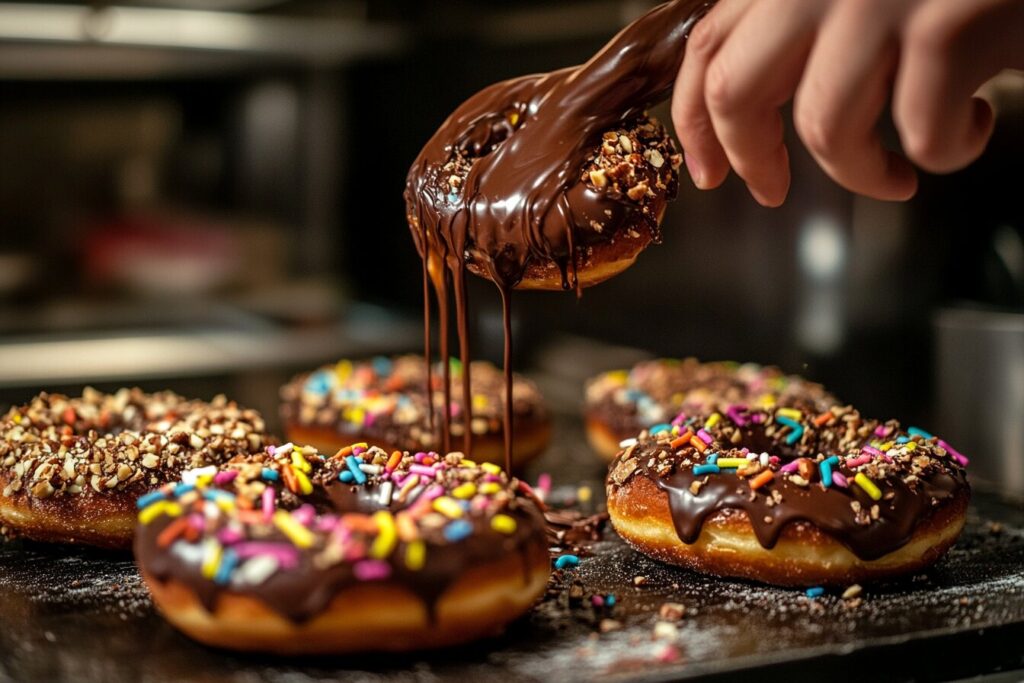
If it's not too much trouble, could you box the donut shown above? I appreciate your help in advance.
[280,355,551,470]
[0,388,273,548]
[134,443,550,654]
[585,359,838,461]
[606,405,970,586]
[408,112,681,292]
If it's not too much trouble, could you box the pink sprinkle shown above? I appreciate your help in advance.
[697,429,713,444]
[364,413,377,428]
[483,473,502,483]
[410,464,437,478]
[413,451,427,463]
[832,472,849,488]
[352,447,366,456]
[740,447,750,454]
[353,560,391,581]
[262,487,275,522]
[316,515,338,532]
[292,504,315,526]
[422,484,445,501]
[780,460,801,473]
[449,403,462,417]
[217,527,244,545]
[752,413,765,424]
[726,405,749,426]
[769,455,781,465]
[214,470,238,485]
[862,446,884,458]
[938,439,969,466]
[233,542,300,569]
[874,425,892,437]
[537,473,552,495]
[670,412,687,427]
[656,644,681,663]
[591,595,604,607]
[846,455,871,468]
[188,513,204,531]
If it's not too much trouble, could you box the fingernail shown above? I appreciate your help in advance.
[684,152,704,188]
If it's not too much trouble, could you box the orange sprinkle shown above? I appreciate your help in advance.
[422,457,435,466]
[281,464,299,494]
[156,517,190,547]
[690,435,708,453]
[395,511,419,542]
[750,470,775,490]
[335,446,354,459]
[236,510,265,525]
[814,412,835,427]
[341,513,377,533]
[386,451,402,472]
[670,430,694,450]
[183,524,201,543]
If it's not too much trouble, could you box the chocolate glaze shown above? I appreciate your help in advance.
[607,406,969,561]
[405,1,710,470]
[135,451,547,624]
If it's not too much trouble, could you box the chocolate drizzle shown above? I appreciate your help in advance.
[406,1,710,471]
[607,406,969,561]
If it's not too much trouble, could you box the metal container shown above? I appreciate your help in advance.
[935,306,1024,497]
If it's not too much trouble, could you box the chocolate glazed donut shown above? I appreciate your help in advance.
[404,0,713,472]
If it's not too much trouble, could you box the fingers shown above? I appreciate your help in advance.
[671,0,751,191]
[794,0,918,201]
[892,0,1020,174]
[701,0,827,206]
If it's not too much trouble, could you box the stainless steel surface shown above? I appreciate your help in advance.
[936,306,1024,498]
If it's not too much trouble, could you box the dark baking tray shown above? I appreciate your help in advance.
[2,414,1024,682]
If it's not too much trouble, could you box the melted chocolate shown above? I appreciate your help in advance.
[406,1,710,470]
[608,407,969,561]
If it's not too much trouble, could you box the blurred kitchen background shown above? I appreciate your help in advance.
[0,1,1021,492]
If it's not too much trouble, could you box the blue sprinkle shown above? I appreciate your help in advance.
[706,453,718,464]
[693,464,720,476]
[805,586,825,598]
[371,356,393,376]
[606,594,616,607]
[447,193,459,203]
[777,416,805,445]
[214,549,238,586]
[173,483,196,497]
[261,468,279,481]
[203,489,235,502]
[304,371,332,396]
[555,554,580,570]
[136,490,166,509]
[908,427,933,439]
[820,456,840,489]
[345,456,367,485]
[443,519,474,542]
[649,423,672,435]
[626,389,646,402]
[896,436,910,444]
[339,470,355,484]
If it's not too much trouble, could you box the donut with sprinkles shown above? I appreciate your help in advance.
[585,358,837,461]
[0,388,273,548]
[606,404,969,586]
[280,355,551,470]
[134,443,550,653]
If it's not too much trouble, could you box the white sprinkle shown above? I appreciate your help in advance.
[169,540,205,566]
[231,556,279,588]
[359,464,382,475]
[619,438,638,449]
[404,485,425,504]
[760,452,770,467]
[378,481,394,506]
[273,443,295,456]
[181,465,217,486]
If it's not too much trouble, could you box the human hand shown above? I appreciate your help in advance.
[671,0,1024,206]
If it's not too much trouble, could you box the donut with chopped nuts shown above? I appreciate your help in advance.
[134,443,549,654]
[585,359,838,461]
[0,388,274,548]
[606,405,969,586]
[280,355,551,470]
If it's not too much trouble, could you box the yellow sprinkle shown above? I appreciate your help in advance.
[508,111,519,126]
[473,394,488,410]
[479,482,501,495]
[452,483,477,499]
[273,510,314,548]
[577,486,592,503]
[459,459,477,467]
[671,425,680,436]
[481,463,502,475]
[854,472,882,501]
[292,466,313,495]
[350,442,368,450]
[195,474,215,488]
[671,392,685,406]
[291,451,312,473]
[138,501,182,525]
[906,442,917,451]
[370,510,397,559]
[432,496,464,519]
[348,408,366,425]
[879,442,893,452]
[757,393,777,408]
[335,359,353,382]
[214,497,235,513]
[716,458,749,468]
[12,414,21,424]
[405,540,426,570]
[491,514,517,534]
[200,541,222,580]
[777,408,803,420]
[704,413,722,429]
[608,370,628,384]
